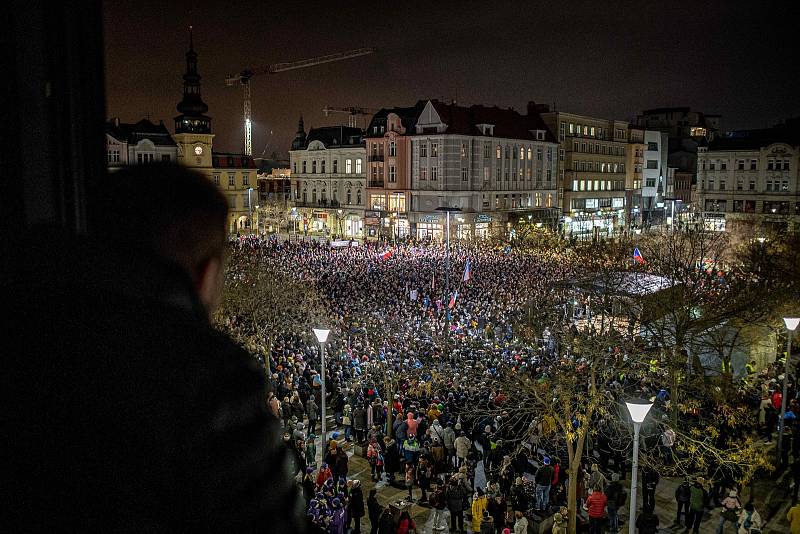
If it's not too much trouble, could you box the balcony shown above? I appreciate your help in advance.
[368,155,384,162]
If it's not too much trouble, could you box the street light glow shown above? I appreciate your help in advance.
[625,400,653,423]
[313,328,330,343]
[784,318,800,331]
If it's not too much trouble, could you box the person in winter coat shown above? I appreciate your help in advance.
[687,477,709,534]
[367,489,382,534]
[480,509,495,534]
[716,489,742,534]
[588,463,608,494]
[378,506,396,534]
[551,512,567,534]
[305,397,319,435]
[348,479,365,534]
[454,431,472,467]
[605,472,624,533]
[513,510,528,534]
[642,467,659,512]
[343,404,353,442]
[396,510,416,534]
[636,505,659,534]
[585,485,607,534]
[736,501,761,534]
[511,477,528,513]
[406,412,419,437]
[430,484,448,532]
[383,437,400,485]
[443,422,457,465]
[354,404,368,443]
[535,457,554,511]
[447,476,469,533]
[472,487,489,533]
[488,493,507,534]
[675,477,692,527]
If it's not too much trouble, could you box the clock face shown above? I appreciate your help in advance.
[194,146,203,155]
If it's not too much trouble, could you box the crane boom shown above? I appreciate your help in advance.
[225,47,375,156]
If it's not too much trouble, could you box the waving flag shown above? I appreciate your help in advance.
[448,291,458,309]
[463,259,472,282]
[633,247,645,264]
[380,248,393,260]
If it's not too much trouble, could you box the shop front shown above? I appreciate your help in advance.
[416,214,443,240]
[564,208,625,239]
[364,210,381,240]
[344,213,363,238]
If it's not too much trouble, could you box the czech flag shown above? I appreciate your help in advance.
[633,247,645,264]
[380,248,393,260]
[463,259,472,282]
[448,291,458,309]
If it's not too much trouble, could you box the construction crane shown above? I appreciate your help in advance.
[322,106,379,128]
[226,47,375,156]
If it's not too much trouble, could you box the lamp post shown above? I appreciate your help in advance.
[313,327,330,464]
[778,317,799,466]
[247,187,254,234]
[436,207,461,336]
[625,399,653,530]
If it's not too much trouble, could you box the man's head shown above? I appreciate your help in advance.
[91,164,228,314]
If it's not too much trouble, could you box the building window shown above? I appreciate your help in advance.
[431,143,439,157]
[536,168,542,181]
[347,189,352,204]
[720,161,727,170]
[559,122,566,140]
[546,169,552,181]
[228,174,235,186]
[750,160,757,170]
[421,144,428,158]
[749,180,755,191]
[355,159,362,174]
[161,154,170,162]
[483,143,491,158]
[389,166,396,182]
[332,159,337,173]
[495,168,501,181]
[569,123,575,134]
[389,141,396,156]
[495,145,501,159]
[213,175,220,185]
[357,190,362,205]
[462,143,467,158]
[420,168,427,181]
[312,161,317,173]
[719,179,726,190]
[346,159,353,173]
[321,160,326,173]
[505,147,510,159]
[242,174,249,186]
[572,179,578,191]
[462,168,468,181]
[431,166,438,180]
[537,148,542,161]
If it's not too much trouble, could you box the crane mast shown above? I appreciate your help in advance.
[226,47,375,156]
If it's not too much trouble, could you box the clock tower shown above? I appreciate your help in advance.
[173,26,214,168]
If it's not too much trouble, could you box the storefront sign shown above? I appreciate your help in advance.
[419,214,441,223]
[475,214,492,223]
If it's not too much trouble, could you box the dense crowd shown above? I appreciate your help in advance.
[220,236,799,534]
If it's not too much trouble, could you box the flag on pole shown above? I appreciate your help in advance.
[380,248,393,260]
[633,247,645,264]
[448,291,458,309]
[463,259,472,282]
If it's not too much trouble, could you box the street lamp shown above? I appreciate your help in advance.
[625,399,653,528]
[777,317,799,465]
[436,206,461,335]
[313,327,330,463]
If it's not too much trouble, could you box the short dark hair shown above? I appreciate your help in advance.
[91,164,228,277]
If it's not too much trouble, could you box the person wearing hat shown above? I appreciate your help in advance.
[347,479,365,534]
[716,489,741,534]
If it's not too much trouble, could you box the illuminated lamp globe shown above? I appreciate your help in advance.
[313,328,330,343]
[785,318,800,331]
[625,399,653,424]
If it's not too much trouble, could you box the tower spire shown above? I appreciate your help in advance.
[174,27,211,134]
[188,25,194,51]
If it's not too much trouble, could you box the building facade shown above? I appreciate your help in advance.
[640,130,670,224]
[626,126,645,227]
[696,121,800,233]
[637,107,720,141]
[406,100,558,240]
[364,104,425,240]
[290,122,366,238]
[540,108,630,238]
[105,119,177,169]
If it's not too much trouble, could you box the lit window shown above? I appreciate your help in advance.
[462,144,467,158]
[431,143,439,157]
[496,145,501,159]
[527,147,532,160]
[355,159,362,174]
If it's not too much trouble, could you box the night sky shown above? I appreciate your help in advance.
[104,0,800,158]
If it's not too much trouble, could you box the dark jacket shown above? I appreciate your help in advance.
[535,464,554,485]
[446,481,469,512]
[349,487,365,518]
[4,234,305,533]
[635,511,659,534]
[368,495,383,523]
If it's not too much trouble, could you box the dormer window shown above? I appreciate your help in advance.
[477,124,494,136]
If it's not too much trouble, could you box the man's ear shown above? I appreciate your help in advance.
[196,255,223,315]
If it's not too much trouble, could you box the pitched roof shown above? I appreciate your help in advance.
[430,101,557,142]
[709,122,800,151]
[105,119,177,146]
[364,101,428,138]
[305,126,363,148]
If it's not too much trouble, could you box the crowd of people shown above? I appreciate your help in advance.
[219,235,799,534]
